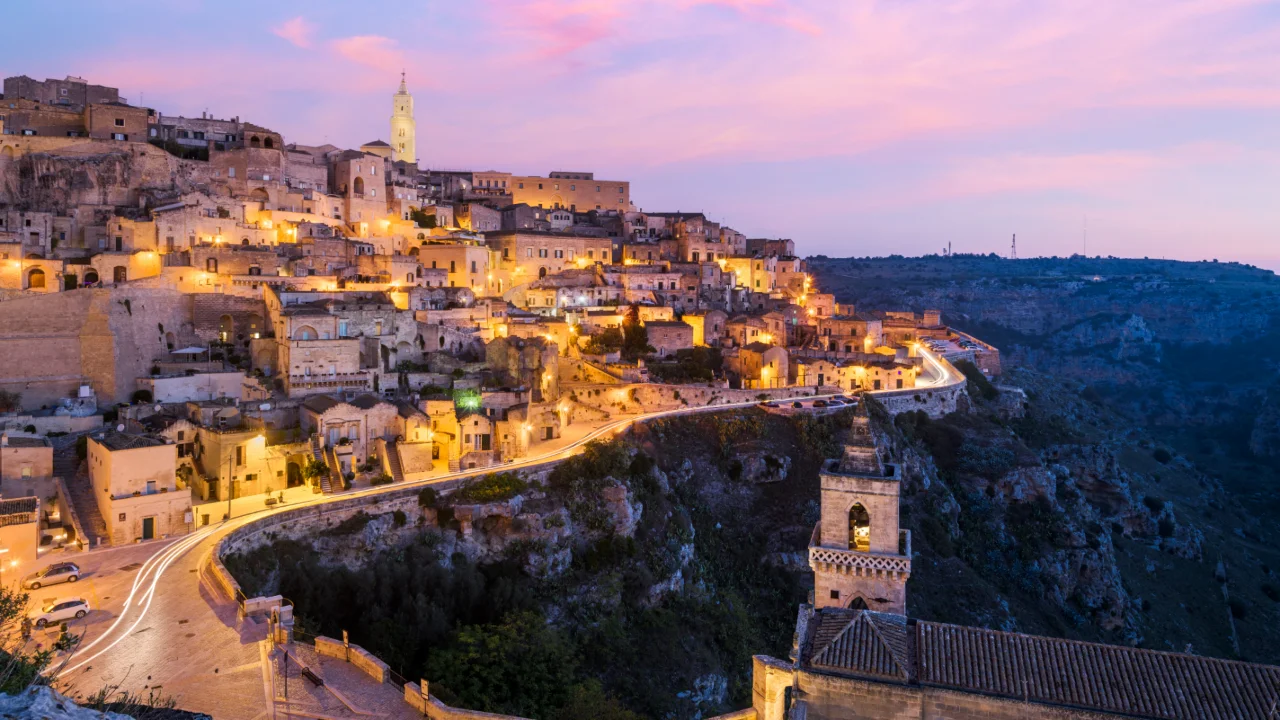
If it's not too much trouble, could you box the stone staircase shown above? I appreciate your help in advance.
[385,441,404,484]
[309,435,333,494]
[52,439,109,547]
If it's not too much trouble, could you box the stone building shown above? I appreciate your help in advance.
[87,431,191,545]
[3,75,121,108]
[725,342,789,389]
[390,74,416,164]
[0,434,53,499]
[485,230,611,282]
[683,309,727,347]
[644,320,693,357]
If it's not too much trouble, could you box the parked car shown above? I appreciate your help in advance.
[30,597,90,628]
[814,400,829,408]
[23,562,80,590]
[792,401,804,409]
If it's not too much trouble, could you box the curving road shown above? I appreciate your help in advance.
[46,392,858,716]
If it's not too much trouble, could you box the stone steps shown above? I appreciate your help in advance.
[385,441,404,484]
[54,443,109,547]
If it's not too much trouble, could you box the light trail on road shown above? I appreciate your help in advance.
[52,388,905,689]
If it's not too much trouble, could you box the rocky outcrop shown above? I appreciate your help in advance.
[0,686,130,720]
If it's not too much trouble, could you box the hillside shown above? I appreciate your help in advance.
[814,254,1280,662]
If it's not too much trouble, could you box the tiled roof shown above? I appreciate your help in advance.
[916,620,1280,720]
[810,610,910,682]
[302,395,341,414]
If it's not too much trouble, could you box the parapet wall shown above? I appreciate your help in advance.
[871,382,967,418]
[568,382,818,416]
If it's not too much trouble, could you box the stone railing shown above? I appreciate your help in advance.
[808,526,911,576]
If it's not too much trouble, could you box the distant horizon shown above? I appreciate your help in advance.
[804,252,1280,273]
[7,1,1279,271]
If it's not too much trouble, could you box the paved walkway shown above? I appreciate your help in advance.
[268,642,421,719]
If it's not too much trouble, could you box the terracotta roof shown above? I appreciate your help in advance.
[810,610,910,682]
[915,620,1280,720]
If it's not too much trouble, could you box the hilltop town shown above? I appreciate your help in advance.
[2,74,1278,720]
[0,73,984,548]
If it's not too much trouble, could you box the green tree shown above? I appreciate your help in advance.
[410,208,437,229]
[425,612,577,718]
[621,304,653,360]
[559,680,644,720]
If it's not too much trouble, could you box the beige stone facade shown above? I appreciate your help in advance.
[88,432,191,545]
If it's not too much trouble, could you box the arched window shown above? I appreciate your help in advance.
[538,266,548,279]
[250,136,261,148]
[264,137,275,149]
[241,237,250,245]
[294,325,318,340]
[848,503,870,552]
[353,177,365,195]
[26,268,45,289]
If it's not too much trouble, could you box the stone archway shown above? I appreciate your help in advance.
[848,503,870,552]
[26,267,45,289]
[83,269,99,285]
[294,325,318,340]
[353,177,365,195]
[218,314,234,342]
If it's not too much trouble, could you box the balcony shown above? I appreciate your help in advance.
[808,523,911,577]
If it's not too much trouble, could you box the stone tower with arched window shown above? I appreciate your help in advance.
[391,72,416,165]
[809,413,911,614]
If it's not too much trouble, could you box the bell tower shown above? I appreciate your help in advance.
[390,71,416,165]
[808,414,911,614]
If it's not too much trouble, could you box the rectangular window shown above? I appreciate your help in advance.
[471,260,477,272]
[114,118,125,127]
[450,260,456,272]
[235,446,244,466]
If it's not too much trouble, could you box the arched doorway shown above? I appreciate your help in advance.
[165,331,176,350]
[408,246,419,256]
[286,461,303,488]
[113,266,127,283]
[353,177,365,195]
[848,596,869,610]
[83,269,99,285]
[26,268,45,289]
[538,266,547,279]
[218,314,234,342]
[264,137,275,149]
[848,503,870,552]
[249,136,261,148]
[294,325,318,340]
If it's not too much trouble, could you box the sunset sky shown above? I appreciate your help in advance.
[6,1,1280,267]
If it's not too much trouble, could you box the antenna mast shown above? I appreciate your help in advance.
[1011,234,1017,260]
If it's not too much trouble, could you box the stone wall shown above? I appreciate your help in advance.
[871,382,967,419]
[567,382,818,416]
[0,287,194,408]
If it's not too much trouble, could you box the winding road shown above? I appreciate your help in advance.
[37,370,962,716]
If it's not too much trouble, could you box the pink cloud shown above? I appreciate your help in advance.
[331,35,406,75]
[272,16,316,48]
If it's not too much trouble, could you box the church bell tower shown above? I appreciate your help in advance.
[391,72,416,165]
[808,414,911,614]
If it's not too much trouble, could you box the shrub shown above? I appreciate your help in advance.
[393,509,407,527]
[418,487,439,508]
[954,359,997,400]
[454,472,527,504]
[323,511,373,537]
[370,474,394,486]
[0,389,22,413]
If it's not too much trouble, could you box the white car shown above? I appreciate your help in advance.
[30,597,90,628]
